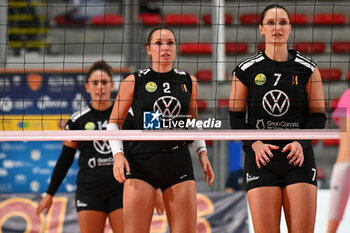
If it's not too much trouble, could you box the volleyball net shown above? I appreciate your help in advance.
[1,0,349,142]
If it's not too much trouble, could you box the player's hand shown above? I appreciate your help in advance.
[154,189,165,215]
[282,141,304,167]
[252,141,279,169]
[36,194,53,216]
[113,152,130,183]
[198,151,215,186]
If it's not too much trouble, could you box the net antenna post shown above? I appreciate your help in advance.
[123,0,141,70]
[212,0,226,191]
[0,0,8,67]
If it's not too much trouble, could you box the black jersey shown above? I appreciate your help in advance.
[66,104,122,194]
[233,50,316,147]
[123,67,193,154]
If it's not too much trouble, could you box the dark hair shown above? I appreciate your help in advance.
[86,60,113,83]
[260,4,290,25]
[146,25,176,46]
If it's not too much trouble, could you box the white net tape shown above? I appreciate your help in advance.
[1,129,340,141]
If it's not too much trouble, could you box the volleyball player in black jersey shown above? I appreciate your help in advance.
[107,26,215,233]
[229,5,326,233]
[36,61,123,233]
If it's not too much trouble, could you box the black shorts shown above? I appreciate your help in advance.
[75,187,123,213]
[126,145,195,191]
[244,146,318,191]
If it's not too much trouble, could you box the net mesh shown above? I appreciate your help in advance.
[0,0,349,140]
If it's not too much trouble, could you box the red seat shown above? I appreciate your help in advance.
[289,13,308,25]
[313,13,346,25]
[257,42,265,51]
[180,43,212,54]
[329,98,340,111]
[218,99,229,108]
[311,139,318,146]
[164,14,199,25]
[240,14,261,25]
[226,43,249,54]
[319,69,342,81]
[55,15,86,25]
[322,139,339,146]
[197,99,207,111]
[317,167,326,180]
[205,140,213,147]
[202,14,233,25]
[332,42,350,53]
[90,14,124,25]
[294,42,325,54]
[196,70,212,81]
[347,70,350,80]
[139,13,161,26]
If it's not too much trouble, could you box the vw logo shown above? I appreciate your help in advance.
[262,90,290,117]
[153,96,181,121]
[93,140,112,154]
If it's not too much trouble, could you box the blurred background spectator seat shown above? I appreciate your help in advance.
[312,13,346,25]
[202,13,233,25]
[90,14,124,26]
[164,14,199,25]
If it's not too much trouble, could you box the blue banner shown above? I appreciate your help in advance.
[0,71,126,193]
[0,141,78,193]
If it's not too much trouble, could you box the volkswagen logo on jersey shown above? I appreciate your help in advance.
[93,140,112,154]
[262,90,290,117]
[143,111,161,129]
[153,96,181,121]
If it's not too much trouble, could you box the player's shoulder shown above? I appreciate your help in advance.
[173,68,188,76]
[135,67,152,77]
[293,50,317,71]
[69,105,92,123]
[237,51,265,71]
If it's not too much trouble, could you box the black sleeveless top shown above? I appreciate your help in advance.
[233,50,317,149]
[66,104,123,194]
[123,67,193,154]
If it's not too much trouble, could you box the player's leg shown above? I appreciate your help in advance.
[78,210,107,233]
[282,183,317,233]
[108,208,123,233]
[247,187,283,233]
[163,180,197,233]
[107,191,123,233]
[327,219,340,233]
[123,179,156,233]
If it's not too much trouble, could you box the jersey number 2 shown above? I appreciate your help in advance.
[163,82,171,93]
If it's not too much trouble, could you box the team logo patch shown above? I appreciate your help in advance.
[145,82,157,92]
[143,111,161,129]
[84,122,96,130]
[254,73,266,86]
[256,119,265,129]
[180,84,187,92]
